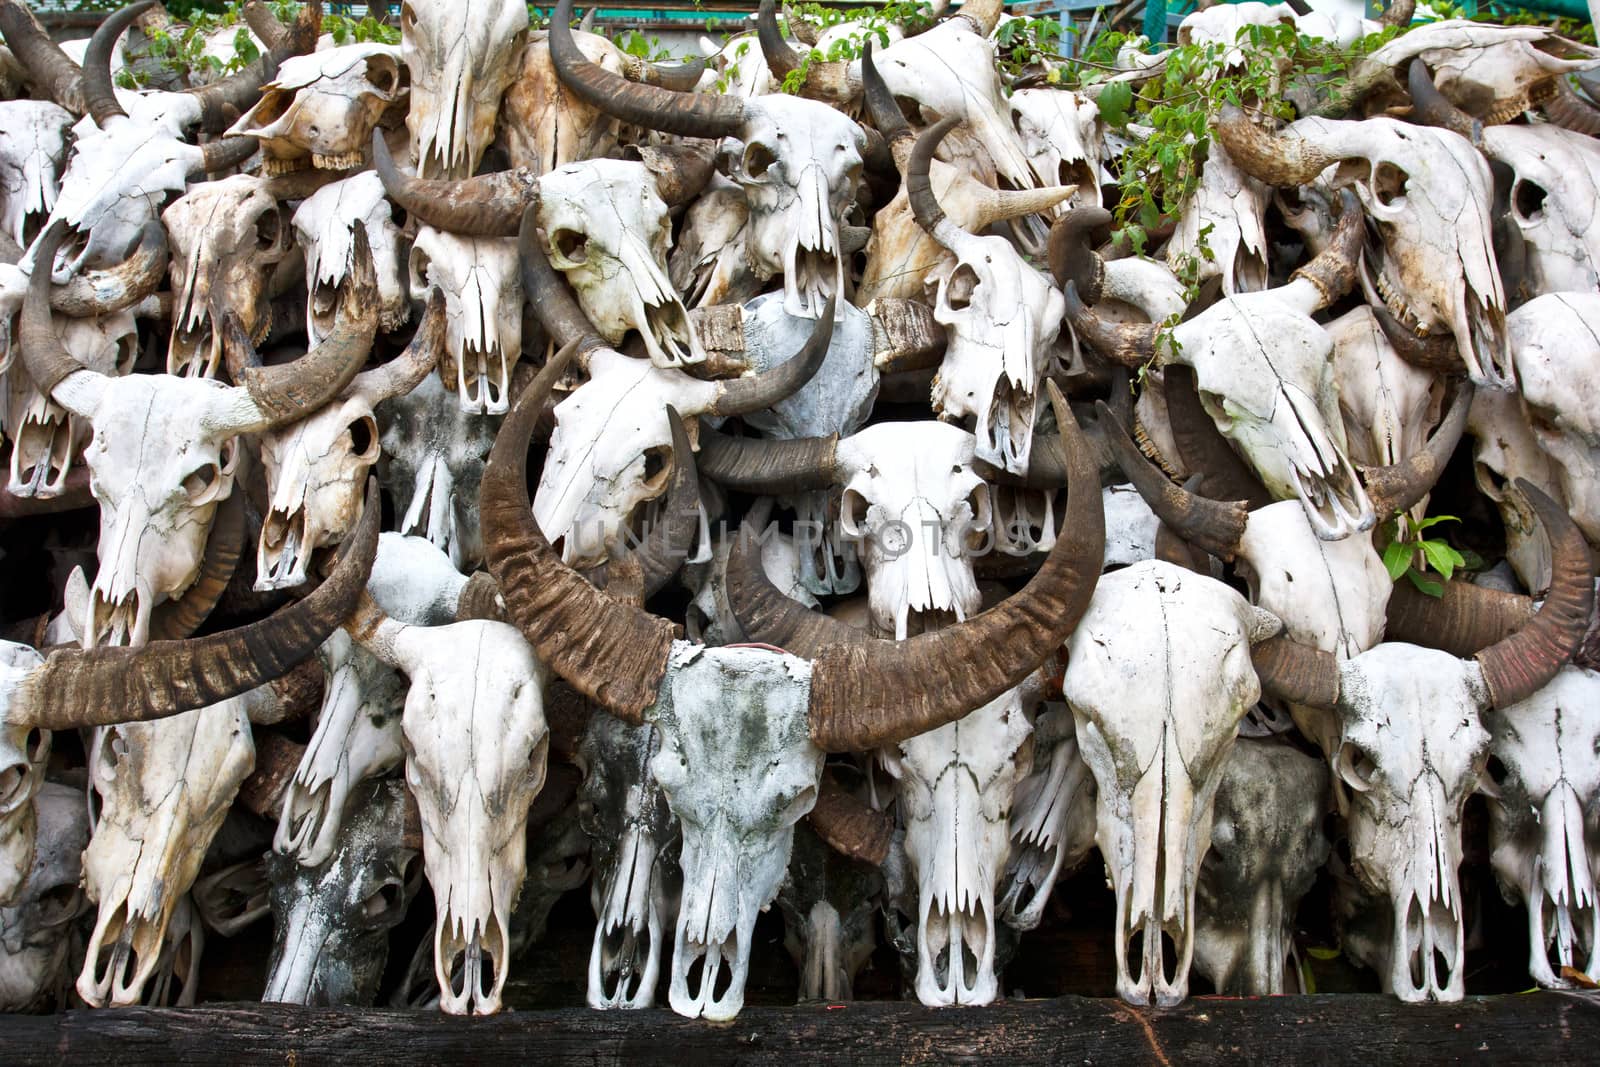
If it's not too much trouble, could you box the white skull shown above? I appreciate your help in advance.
[1168,139,1269,295]
[292,172,410,343]
[78,698,254,1006]
[229,44,406,175]
[1326,305,1442,473]
[1063,560,1281,1006]
[537,159,702,367]
[1332,643,1492,1002]
[0,782,88,1012]
[0,100,72,247]
[1000,703,1098,931]
[499,30,627,174]
[648,643,821,1021]
[401,0,529,179]
[273,630,405,867]
[777,814,884,1002]
[163,173,293,378]
[1010,88,1102,209]
[1507,293,1600,546]
[1482,124,1600,299]
[1483,665,1600,989]
[1100,484,1160,570]
[1371,20,1600,122]
[880,683,1033,1005]
[408,227,520,413]
[1193,738,1330,995]
[1468,385,1560,593]
[358,613,549,1015]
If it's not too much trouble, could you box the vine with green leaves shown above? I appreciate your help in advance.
[775,1,932,95]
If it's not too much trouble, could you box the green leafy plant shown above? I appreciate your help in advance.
[777,2,933,95]
[613,29,673,64]
[1381,513,1472,597]
[993,16,1066,82]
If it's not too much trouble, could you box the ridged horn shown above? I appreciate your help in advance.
[1407,58,1482,145]
[350,290,448,405]
[147,489,245,641]
[372,130,538,238]
[1289,188,1364,310]
[196,135,261,176]
[631,406,704,599]
[627,54,706,92]
[18,224,109,417]
[696,422,839,495]
[1545,79,1600,138]
[1385,578,1533,659]
[0,0,86,114]
[81,0,154,128]
[1360,379,1473,517]
[624,141,718,209]
[956,0,1004,35]
[808,768,893,865]
[1370,302,1464,374]
[10,479,379,731]
[1063,280,1159,369]
[1047,207,1111,304]
[480,338,679,723]
[1096,399,1249,561]
[706,295,834,416]
[1213,106,1337,187]
[907,115,961,240]
[550,0,743,140]
[1250,635,1340,710]
[1474,480,1595,709]
[49,219,167,317]
[1379,0,1415,27]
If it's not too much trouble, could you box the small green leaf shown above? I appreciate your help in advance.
[1306,946,1341,961]
[1420,540,1465,580]
[1407,569,1446,597]
[1382,540,1412,582]
[1097,80,1133,128]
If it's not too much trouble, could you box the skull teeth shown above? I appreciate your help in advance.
[262,156,309,178]
[312,150,369,172]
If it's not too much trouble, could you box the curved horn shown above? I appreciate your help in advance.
[1047,207,1111,304]
[1370,302,1464,374]
[808,768,893,865]
[706,295,834,416]
[632,406,704,599]
[955,0,1004,35]
[624,141,718,209]
[1063,280,1159,369]
[18,224,108,418]
[183,0,322,133]
[81,0,153,128]
[480,338,679,723]
[1360,379,1473,517]
[861,43,911,149]
[351,290,447,404]
[1545,79,1600,139]
[1406,59,1482,146]
[757,0,804,78]
[0,0,86,114]
[517,206,610,363]
[1250,635,1340,710]
[147,489,245,641]
[1289,188,1364,310]
[1096,399,1249,561]
[372,130,538,238]
[49,219,166,317]
[10,479,380,731]
[1474,480,1595,709]
[1385,578,1533,659]
[626,54,707,92]
[696,422,839,494]
[907,115,962,242]
[196,135,261,176]
[1213,106,1337,187]
[550,0,743,140]
[1161,364,1272,507]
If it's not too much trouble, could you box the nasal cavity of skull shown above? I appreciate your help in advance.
[90,901,135,990]
[183,461,224,505]
[684,941,737,1002]
[1513,179,1547,222]
[948,264,981,311]
[551,228,589,266]
[1125,925,1183,990]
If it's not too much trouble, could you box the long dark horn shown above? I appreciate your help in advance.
[696,422,839,494]
[1163,365,1273,508]
[1250,635,1340,710]
[351,290,447,404]
[725,514,867,658]
[81,0,153,127]
[516,206,610,363]
[1370,303,1464,374]
[1047,207,1111,304]
[147,489,245,641]
[1385,579,1533,659]
[631,406,704,599]
[183,0,322,133]
[11,480,379,730]
[1096,399,1248,561]
[624,141,717,209]
[19,224,109,405]
[706,296,833,416]
[0,0,86,114]
[907,115,960,239]
[1063,280,1159,369]
[861,43,910,148]
[1213,106,1338,187]
[1290,188,1363,309]
[1474,480,1595,709]
[480,339,679,723]
[1360,379,1473,517]
[808,768,893,865]
[50,219,166,316]
[734,381,1103,751]
[757,0,803,78]
[550,0,743,139]
[372,130,538,238]
[1407,59,1482,146]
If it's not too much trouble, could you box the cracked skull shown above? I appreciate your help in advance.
[230,43,407,175]
[401,0,529,179]
[408,227,521,414]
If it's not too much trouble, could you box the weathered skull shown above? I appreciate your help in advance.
[537,159,702,367]
[377,371,500,569]
[1371,20,1600,123]
[163,173,293,378]
[408,227,520,413]
[263,778,422,1005]
[230,44,406,175]
[881,683,1034,1005]
[1507,293,1600,546]
[1064,560,1281,1006]
[356,610,549,1015]
[1000,703,1098,931]
[577,714,681,1009]
[499,30,626,174]
[401,0,529,179]
[1483,665,1600,989]
[274,630,406,867]
[1468,385,1560,593]
[0,782,88,1012]
[292,171,410,343]
[1193,738,1330,995]
[1168,139,1269,295]
[778,815,884,1002]
[0,100,72,247]
[78,698,255,1006]
[1010,88,1102,209]
[649,643,821,1021]
[1326,305,1442,473]
[1482,124,1600,299]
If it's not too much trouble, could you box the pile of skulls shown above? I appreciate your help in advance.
[0,0,1598,1019]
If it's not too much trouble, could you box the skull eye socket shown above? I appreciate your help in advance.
[1512,179,1547,222]
[183,462,225,505]
[1372,163,1408,207]
[256,211,284,252]
[742,142,776,180]
[364,58,400,96]
[1335,741,1378,793]
[640,445,673,494]
[1482,754,1510,793]
[348,416,381,464]
[33,883,82,928]
[359,852,421,925]
[549,228,589,266]
[777,785,817,826]
[401,3,417,32]
[947,264,981,311]
[840,487,869,539]
[95,727,128,783]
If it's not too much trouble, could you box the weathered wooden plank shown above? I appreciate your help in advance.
[4,994,1598,1066]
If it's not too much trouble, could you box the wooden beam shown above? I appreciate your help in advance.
[6,994,1599,1064]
